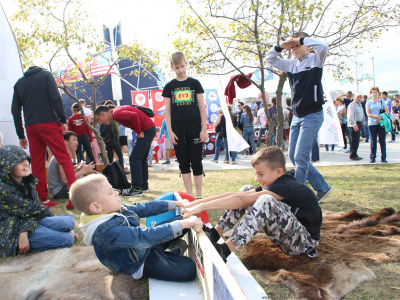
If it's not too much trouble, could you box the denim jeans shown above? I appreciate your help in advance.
[364,117,370,141]
[213,138,224,160]
[130,126,156,190]
[289,111,330,193]
[223,137,237,162]
[28,215,75,252]
[142,215,195,282]
[368,125,386,161]
[242,127,257,155]
[256,127,267,146]
[311,138,319,162]
[77,133,95,163]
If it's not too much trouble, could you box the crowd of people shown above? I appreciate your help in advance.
[0,33,398,288]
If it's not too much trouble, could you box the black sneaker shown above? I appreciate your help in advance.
[317,187,332,203]
[212,242,231,263]
[202,226,220,244]
[122,188,143,197]
[162,160,171,164]
[166,239,188,255]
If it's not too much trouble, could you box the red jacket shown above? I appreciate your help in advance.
[112,106,154,134]
[67,114,92,142]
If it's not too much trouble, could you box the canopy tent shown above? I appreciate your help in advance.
[0,3,23,147]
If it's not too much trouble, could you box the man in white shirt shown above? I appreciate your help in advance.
[257,105,267,147]
[79,99,93,123]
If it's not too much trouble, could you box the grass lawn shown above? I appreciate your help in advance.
[2,164,400,299]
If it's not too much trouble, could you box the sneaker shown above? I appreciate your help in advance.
[123,188,143,197]
[42,199,58,207]
[212,242,231,263]
[232,161,237,165]
[223,160,229,164]
[381,160,388,163]
[121,188,131,195]
[370,158,376,163]
[162,160,171,164]
[203,226,221,244]
[211,159,218,163]
[317,187,332,203]
[389,140,395,143]
[65,199,75,209]
[349,156,362,161]
[343,149,351,153]
[166,239,188,255]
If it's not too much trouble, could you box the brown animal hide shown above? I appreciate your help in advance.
[242,208,400,300]
[0,247,145,299]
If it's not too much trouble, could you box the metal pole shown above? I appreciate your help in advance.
[372,57,375,86]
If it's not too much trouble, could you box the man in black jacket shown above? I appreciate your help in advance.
[12,66,76,208]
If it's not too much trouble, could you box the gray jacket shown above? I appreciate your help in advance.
[347,101,365,127]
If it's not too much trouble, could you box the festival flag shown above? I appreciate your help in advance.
[358,61,373,81]
[251,69,274,82]
[150,90,165,127]
[131,91,149,107]
[86,51,114,78]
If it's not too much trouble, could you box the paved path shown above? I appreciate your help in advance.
[146,138,400,172]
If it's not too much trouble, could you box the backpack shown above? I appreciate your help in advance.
[270,106,278,127]
[102,161,131,190]
[285,107,294,126]
[131,105,155,118]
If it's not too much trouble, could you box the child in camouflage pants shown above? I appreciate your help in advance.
[183,146,322,261]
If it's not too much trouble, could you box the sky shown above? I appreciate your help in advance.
[2,0,400,98]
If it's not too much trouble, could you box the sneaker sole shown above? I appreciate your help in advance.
[318,188,332,203]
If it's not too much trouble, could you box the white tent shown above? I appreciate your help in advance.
[0,3,23,147]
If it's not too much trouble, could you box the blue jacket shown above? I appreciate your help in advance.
[240,113,253,127]
[0,145,52,257]
[80,201,182,275]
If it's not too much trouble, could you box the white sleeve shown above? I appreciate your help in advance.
[303,37,328,68]
[266,46,292,73]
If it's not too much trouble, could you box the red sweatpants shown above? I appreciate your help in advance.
[26,122,76,202]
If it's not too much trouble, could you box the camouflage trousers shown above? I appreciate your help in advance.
[217,185,318,256]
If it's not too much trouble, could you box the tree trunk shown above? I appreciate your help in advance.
[275,72,288,149]
[91,85,109,165]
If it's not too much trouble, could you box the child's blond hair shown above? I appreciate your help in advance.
[70,174,106,214]
[251,146,286,172]
[170,52,186,66]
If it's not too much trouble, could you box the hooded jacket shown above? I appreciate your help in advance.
[11,66,67,139]
[0,145,52,257]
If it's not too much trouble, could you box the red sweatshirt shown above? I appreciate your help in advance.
[112,106,154,134]
[67,114,92,142]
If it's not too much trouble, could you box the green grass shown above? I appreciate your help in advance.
[2,164,400,299]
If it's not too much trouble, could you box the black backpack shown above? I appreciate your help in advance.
[131,105,155,118]
[102,161,131,190]
[285,107,294,126]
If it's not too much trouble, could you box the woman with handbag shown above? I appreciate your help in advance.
[366,86,390,163]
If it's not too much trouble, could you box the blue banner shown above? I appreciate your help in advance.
[205,89,221,124]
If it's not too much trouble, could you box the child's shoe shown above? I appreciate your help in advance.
[212,242,231,263]
[66,199,75,209]
[166,239,188,255]
[202,226,221,243]
[42,199,57,207]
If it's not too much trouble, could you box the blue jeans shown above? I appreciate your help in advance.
[213,137,224,160]
[368,125,386,161]
[28,215,75,252]
[364,118,370,141]
[289,111,330,193]
[256,127,267,146]
[143,216,195,282]
[243,127,257,155]
[223,137,237,162]
[130,126,156,190]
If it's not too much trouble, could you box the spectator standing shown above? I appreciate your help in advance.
[240,105,257,157]
[256,102,267,147]
[347,93,365,160]
[266,32,331,202]
[366,86,389,163]
[100,120,124,169]
[268,97,279,146]
[235,101,245,133]
[283,97,293,150]
[361,95,370,142]
[336,96,349,152]
[250,99,257,114]
[381,91,395,142]
[162,52,208,198]
[159,119,171,164]
[67,103,95,163]
[95,105,156,196]
[79,99,93,123]
[12,66,76,208]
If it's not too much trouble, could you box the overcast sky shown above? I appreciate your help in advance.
[2,0,399,97]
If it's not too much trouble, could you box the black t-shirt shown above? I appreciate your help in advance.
[258,173,322,240]
[162,77,204,123]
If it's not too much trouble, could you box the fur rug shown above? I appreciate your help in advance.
[242,208,400,300]
[0,246,144,299]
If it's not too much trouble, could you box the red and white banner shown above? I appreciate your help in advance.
[150,90,165,127]
[131,91,149,107]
